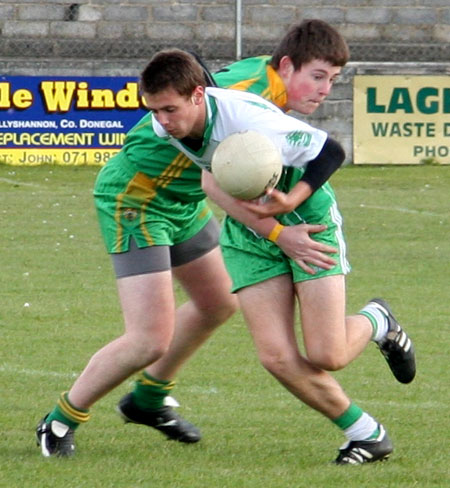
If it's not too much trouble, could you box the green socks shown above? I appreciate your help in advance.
[45,372,175,431]
[332,402,379,441]
[46,392,90,430]
[132,371,176,411]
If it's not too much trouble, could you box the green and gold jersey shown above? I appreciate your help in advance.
[212,58,346,288]
[214,55,288,110]
[118,113,205,202]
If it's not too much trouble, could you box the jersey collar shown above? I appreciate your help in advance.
[266,64,288,111]
[197,92,217,150]
[151,93,217,155]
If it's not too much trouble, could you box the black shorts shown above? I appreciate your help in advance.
[111,217,220,278]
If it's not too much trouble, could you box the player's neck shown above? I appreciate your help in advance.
[189,102,207,139]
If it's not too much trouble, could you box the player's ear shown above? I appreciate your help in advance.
[278,56,294,79]
[191,85,204,105]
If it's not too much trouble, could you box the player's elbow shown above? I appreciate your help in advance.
[300,137,346,193]
[323,137,345,167]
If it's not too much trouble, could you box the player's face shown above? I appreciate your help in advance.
[144,86,205,139]
[280,57,342,114]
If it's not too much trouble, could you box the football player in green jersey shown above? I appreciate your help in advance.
[36,21,410,461]
[137,48,416,465]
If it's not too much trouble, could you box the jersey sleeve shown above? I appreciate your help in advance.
[277,115,328,168]
[233,102,328,169]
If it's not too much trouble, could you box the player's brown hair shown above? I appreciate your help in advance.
[140,49,206,96]
[270,19,350,70]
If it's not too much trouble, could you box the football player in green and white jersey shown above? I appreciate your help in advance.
[36,20,347,459]
[139,48,416,465]
[36,21,414,464]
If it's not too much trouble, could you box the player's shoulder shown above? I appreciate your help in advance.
[127,112,153,136]
[123,111,168,151]
[206,86,256,100]
[215,55,271,80]
[219,55,270,71]
[206,87,279,111]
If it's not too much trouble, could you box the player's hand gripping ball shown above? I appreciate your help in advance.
[211,130,282,200]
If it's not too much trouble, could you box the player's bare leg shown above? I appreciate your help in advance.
[68,271,176,408]
[237,274,392,464]
[36,271,177,457]
[238,275,349,418]
[116,247,238,443]
[146,246,238,380]
[296,274,373,371]
[296,275,416,383]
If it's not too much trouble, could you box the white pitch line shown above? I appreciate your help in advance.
[0,177,43,188]
[0,363,78,379]
[354,398,445,409]
[0,363,218,395]
[358,203,446,219]
[0,364,442,408]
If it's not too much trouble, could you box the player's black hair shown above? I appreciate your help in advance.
[140,49,206,96]
[271,19,350,70]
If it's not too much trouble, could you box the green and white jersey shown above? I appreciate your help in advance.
[152,87,327,172]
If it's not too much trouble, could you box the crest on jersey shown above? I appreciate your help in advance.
[285,131,312,147]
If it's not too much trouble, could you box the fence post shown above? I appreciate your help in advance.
[235,0,242,60]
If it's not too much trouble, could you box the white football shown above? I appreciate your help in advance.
[211,130,283,200]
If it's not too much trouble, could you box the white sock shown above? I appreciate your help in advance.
[344,412,379,441]
[359,303,389,343]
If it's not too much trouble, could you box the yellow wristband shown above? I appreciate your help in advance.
[268,223,285,243]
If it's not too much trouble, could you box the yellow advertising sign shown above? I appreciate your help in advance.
[353,76,449,165]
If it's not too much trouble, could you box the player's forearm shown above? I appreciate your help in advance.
[202,170,279,239]
[283,180,313,209]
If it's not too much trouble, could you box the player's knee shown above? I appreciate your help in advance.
[199,294,239,325]
[307,350,347,371]
[127,337,170,369]
[140,345,169,368]
[258,349,292,378]
[218,295,239,321]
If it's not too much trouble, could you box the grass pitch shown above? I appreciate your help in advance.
[0,164,449,487]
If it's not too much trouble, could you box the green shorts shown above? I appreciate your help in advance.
[94,152,213,253]
[220,185,351,292]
